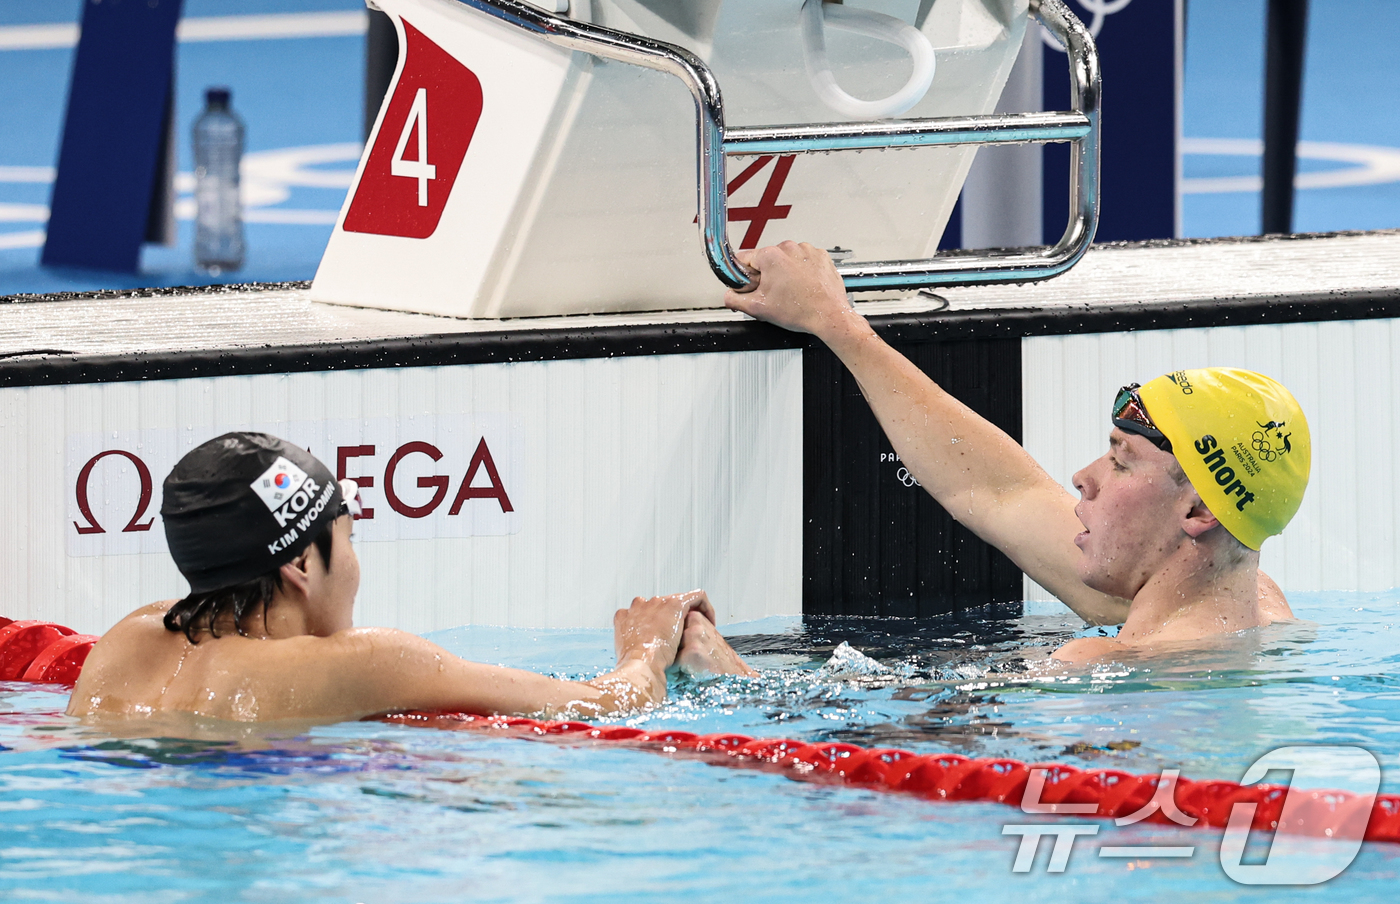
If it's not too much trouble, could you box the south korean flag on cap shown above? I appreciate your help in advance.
[250,456,309,511]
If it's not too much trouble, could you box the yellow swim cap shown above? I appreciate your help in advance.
[1137,368,1310,550]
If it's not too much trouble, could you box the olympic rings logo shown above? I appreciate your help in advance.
[1251,421,1294,463]
[1251,431,1280,462]
[897,467,921,488]
[1041,0,1134,50]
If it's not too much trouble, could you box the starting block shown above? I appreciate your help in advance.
[313,0,1101,318]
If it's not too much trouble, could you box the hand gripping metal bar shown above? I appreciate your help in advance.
[452,0,1100,293]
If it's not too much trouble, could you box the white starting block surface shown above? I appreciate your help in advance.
[3,230,1400,633]
[312,0,1030,317]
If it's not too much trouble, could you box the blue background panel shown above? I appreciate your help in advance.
[1,0,365,294]
[1183,0,1400,237]
[2,0,1399,295]
[1044,0,1179,243]
[42,0,183,273]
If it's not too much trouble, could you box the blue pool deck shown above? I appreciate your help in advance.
[2,0,1399,296]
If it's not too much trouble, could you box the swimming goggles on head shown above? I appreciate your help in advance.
[1111,384,1172,452]
[336,479,363,518]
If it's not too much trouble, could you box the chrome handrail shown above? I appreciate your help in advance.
[452,0,1099,293]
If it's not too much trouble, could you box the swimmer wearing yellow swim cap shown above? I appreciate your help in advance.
[718,242,1310,667]
[1131,368,1310,551]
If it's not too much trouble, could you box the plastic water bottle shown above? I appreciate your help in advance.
[193,87,245,274]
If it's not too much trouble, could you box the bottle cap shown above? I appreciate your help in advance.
[205,87,232,108]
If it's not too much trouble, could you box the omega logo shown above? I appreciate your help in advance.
[72,438,515,538]
[373,437,513,520]
[73,450,156,535]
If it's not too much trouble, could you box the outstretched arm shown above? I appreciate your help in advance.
[724,243,1130,625]
[326,592,718,719]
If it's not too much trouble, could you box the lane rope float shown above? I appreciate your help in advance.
[5,612,1397,845]
[379,711,1400,845]
[0,619,98,684]
[21,632,102,683]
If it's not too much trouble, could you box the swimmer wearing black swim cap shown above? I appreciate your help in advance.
[161,432,347,596]
[714,242,1307,668]
[68,432,752,723]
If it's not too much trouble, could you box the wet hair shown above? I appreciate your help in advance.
[163,521,335,643]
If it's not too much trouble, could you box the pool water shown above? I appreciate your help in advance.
[3,591,1399,902]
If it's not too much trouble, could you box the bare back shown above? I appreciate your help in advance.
[68,601,388,721]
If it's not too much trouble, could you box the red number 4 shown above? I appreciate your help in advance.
[695,154,796,250]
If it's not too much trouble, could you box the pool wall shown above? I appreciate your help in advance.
[0,348,803,634]
[2,230,1398,632]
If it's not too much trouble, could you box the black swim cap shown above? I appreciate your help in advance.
[162,433,344,593]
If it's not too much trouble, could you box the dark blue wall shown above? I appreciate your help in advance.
[1044,0,1180,243]
[43,0,183,273]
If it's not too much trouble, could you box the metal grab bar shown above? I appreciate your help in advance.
[452,0,1100,293]
[723,111,1092,155]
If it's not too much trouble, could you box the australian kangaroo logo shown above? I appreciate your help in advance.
[1252,420,1293,461]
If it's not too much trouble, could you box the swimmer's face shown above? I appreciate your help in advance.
[304,514,360,635]
[1071,429,1200,599]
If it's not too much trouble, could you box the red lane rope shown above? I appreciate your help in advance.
[6,615,1398,845]
[21,633,101,683]
[380,711,1400,845]
[0,620,98,684]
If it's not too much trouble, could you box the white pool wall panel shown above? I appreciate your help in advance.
[1022,320,1400,600]
[1,351,802,635]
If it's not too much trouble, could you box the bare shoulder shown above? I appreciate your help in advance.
[69,601,184,716]
[1051,635,1126,664]
[256,627,479,719]
[317,626,441,658]
[1258,571,1294,622]
[266,627,452,687]
[231,626,434,673]
[109,599,177,630]
[85,600,178,658]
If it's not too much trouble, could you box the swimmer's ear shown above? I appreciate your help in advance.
[278,553,313,598]
[1182,498,1222,539]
